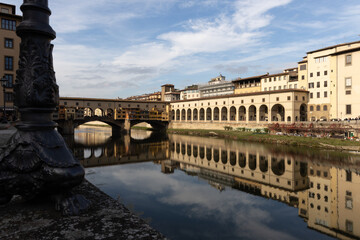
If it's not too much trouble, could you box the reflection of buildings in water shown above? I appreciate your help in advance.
[130,129,153,140]
[168,134,360,239]
[75,140,169,168]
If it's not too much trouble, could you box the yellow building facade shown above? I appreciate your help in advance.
[0,3,22,119]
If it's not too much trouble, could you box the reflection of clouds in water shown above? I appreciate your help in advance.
[84,148,92,158]
[96,164,296,240]
[94,148,103,158]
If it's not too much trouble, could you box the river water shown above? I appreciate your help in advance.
[65,125,360,240]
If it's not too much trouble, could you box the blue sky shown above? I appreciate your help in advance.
[12,0,360,98]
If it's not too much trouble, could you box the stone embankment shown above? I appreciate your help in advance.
[0,124,166,240]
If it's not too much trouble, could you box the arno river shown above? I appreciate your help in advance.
[64,125,360,240]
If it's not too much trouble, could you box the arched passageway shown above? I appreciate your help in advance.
[259,105,268,121]
[200,108,205,121]
[176,110,180,121]
[193,109,198,121]
[206,108,211,121]
[271,158,285,176]
[230,107,236,121]
[221,107,228,121]
[95,108,104,117]
[249,105,256,121]
[106,108,114,118]
[187,109,192,121]
[239,106,246,121]
[171,110,175,120]
[300,104,307,122]
[84,108,94,117]
[181,109,186,121]
[271,104,285,122]
[213,107,219,121]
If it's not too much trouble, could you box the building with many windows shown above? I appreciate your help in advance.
[198,74,235,98]
[305,40,360,121]
[0,3,21,120]
[180,85,199,100]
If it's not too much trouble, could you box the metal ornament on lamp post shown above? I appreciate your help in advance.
[0,0,90,215]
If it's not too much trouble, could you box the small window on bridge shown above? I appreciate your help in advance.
[119,104,121,107]
[137,105,140,107]
[76,102,79,106]
[64,102,67,105]
[98,103,101,106]
[87,103,90,106]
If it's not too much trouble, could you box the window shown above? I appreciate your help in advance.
[346,220,353,233]
[324,81,328,87]
[324,91,327,98]
[264,87,267,91]
[269,87,272,90]
[301,75,305,80]
[5,92,13,102]
[346,170,352,181]
[310,106,314,111]
[316,105,320,111]
[287,96,291,100]
[4,38,13,48]
[264,78,267,83]
[262,98,265,102]
[308,83,314,88]
[5,56,13,70]
[295,96,298,100]
[4,74,13,88]
[346,197,353,209]
[294,84,297,89]
[310,73,313,77]
[324,71,327,76]
[300,64,306,70]
[310,93,313,99]
[317,82,320,88]
[274,86,277,90]
[346,90,351,95]
[278,86,281,90]
[346,105,352,115]
[317,92,320,98]
[1,8,9,13]
[346,54,352,65]
[323,105,327,111]
[1,19,16,31]
[317,72,320,77]
[345,77,352,88]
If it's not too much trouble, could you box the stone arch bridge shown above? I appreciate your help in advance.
[55,97,170,135]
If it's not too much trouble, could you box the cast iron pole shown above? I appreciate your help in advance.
[0,0,90,215]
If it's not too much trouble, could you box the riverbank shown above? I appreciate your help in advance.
[167,128,360,152]
[0,127,166,240]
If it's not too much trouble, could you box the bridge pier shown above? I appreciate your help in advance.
[57,120,76,135]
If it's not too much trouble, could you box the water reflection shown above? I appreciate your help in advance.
[66,127,360,240]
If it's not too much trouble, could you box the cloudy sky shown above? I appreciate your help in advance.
[13,0,360,98]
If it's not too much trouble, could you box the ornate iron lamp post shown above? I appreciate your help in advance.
[0,76,7,123]
[0,0,89,215]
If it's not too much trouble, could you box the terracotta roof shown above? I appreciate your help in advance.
[307,40,360,54]
[330,46,360,56]
[171,89,308,103]
[232,74,268,83]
